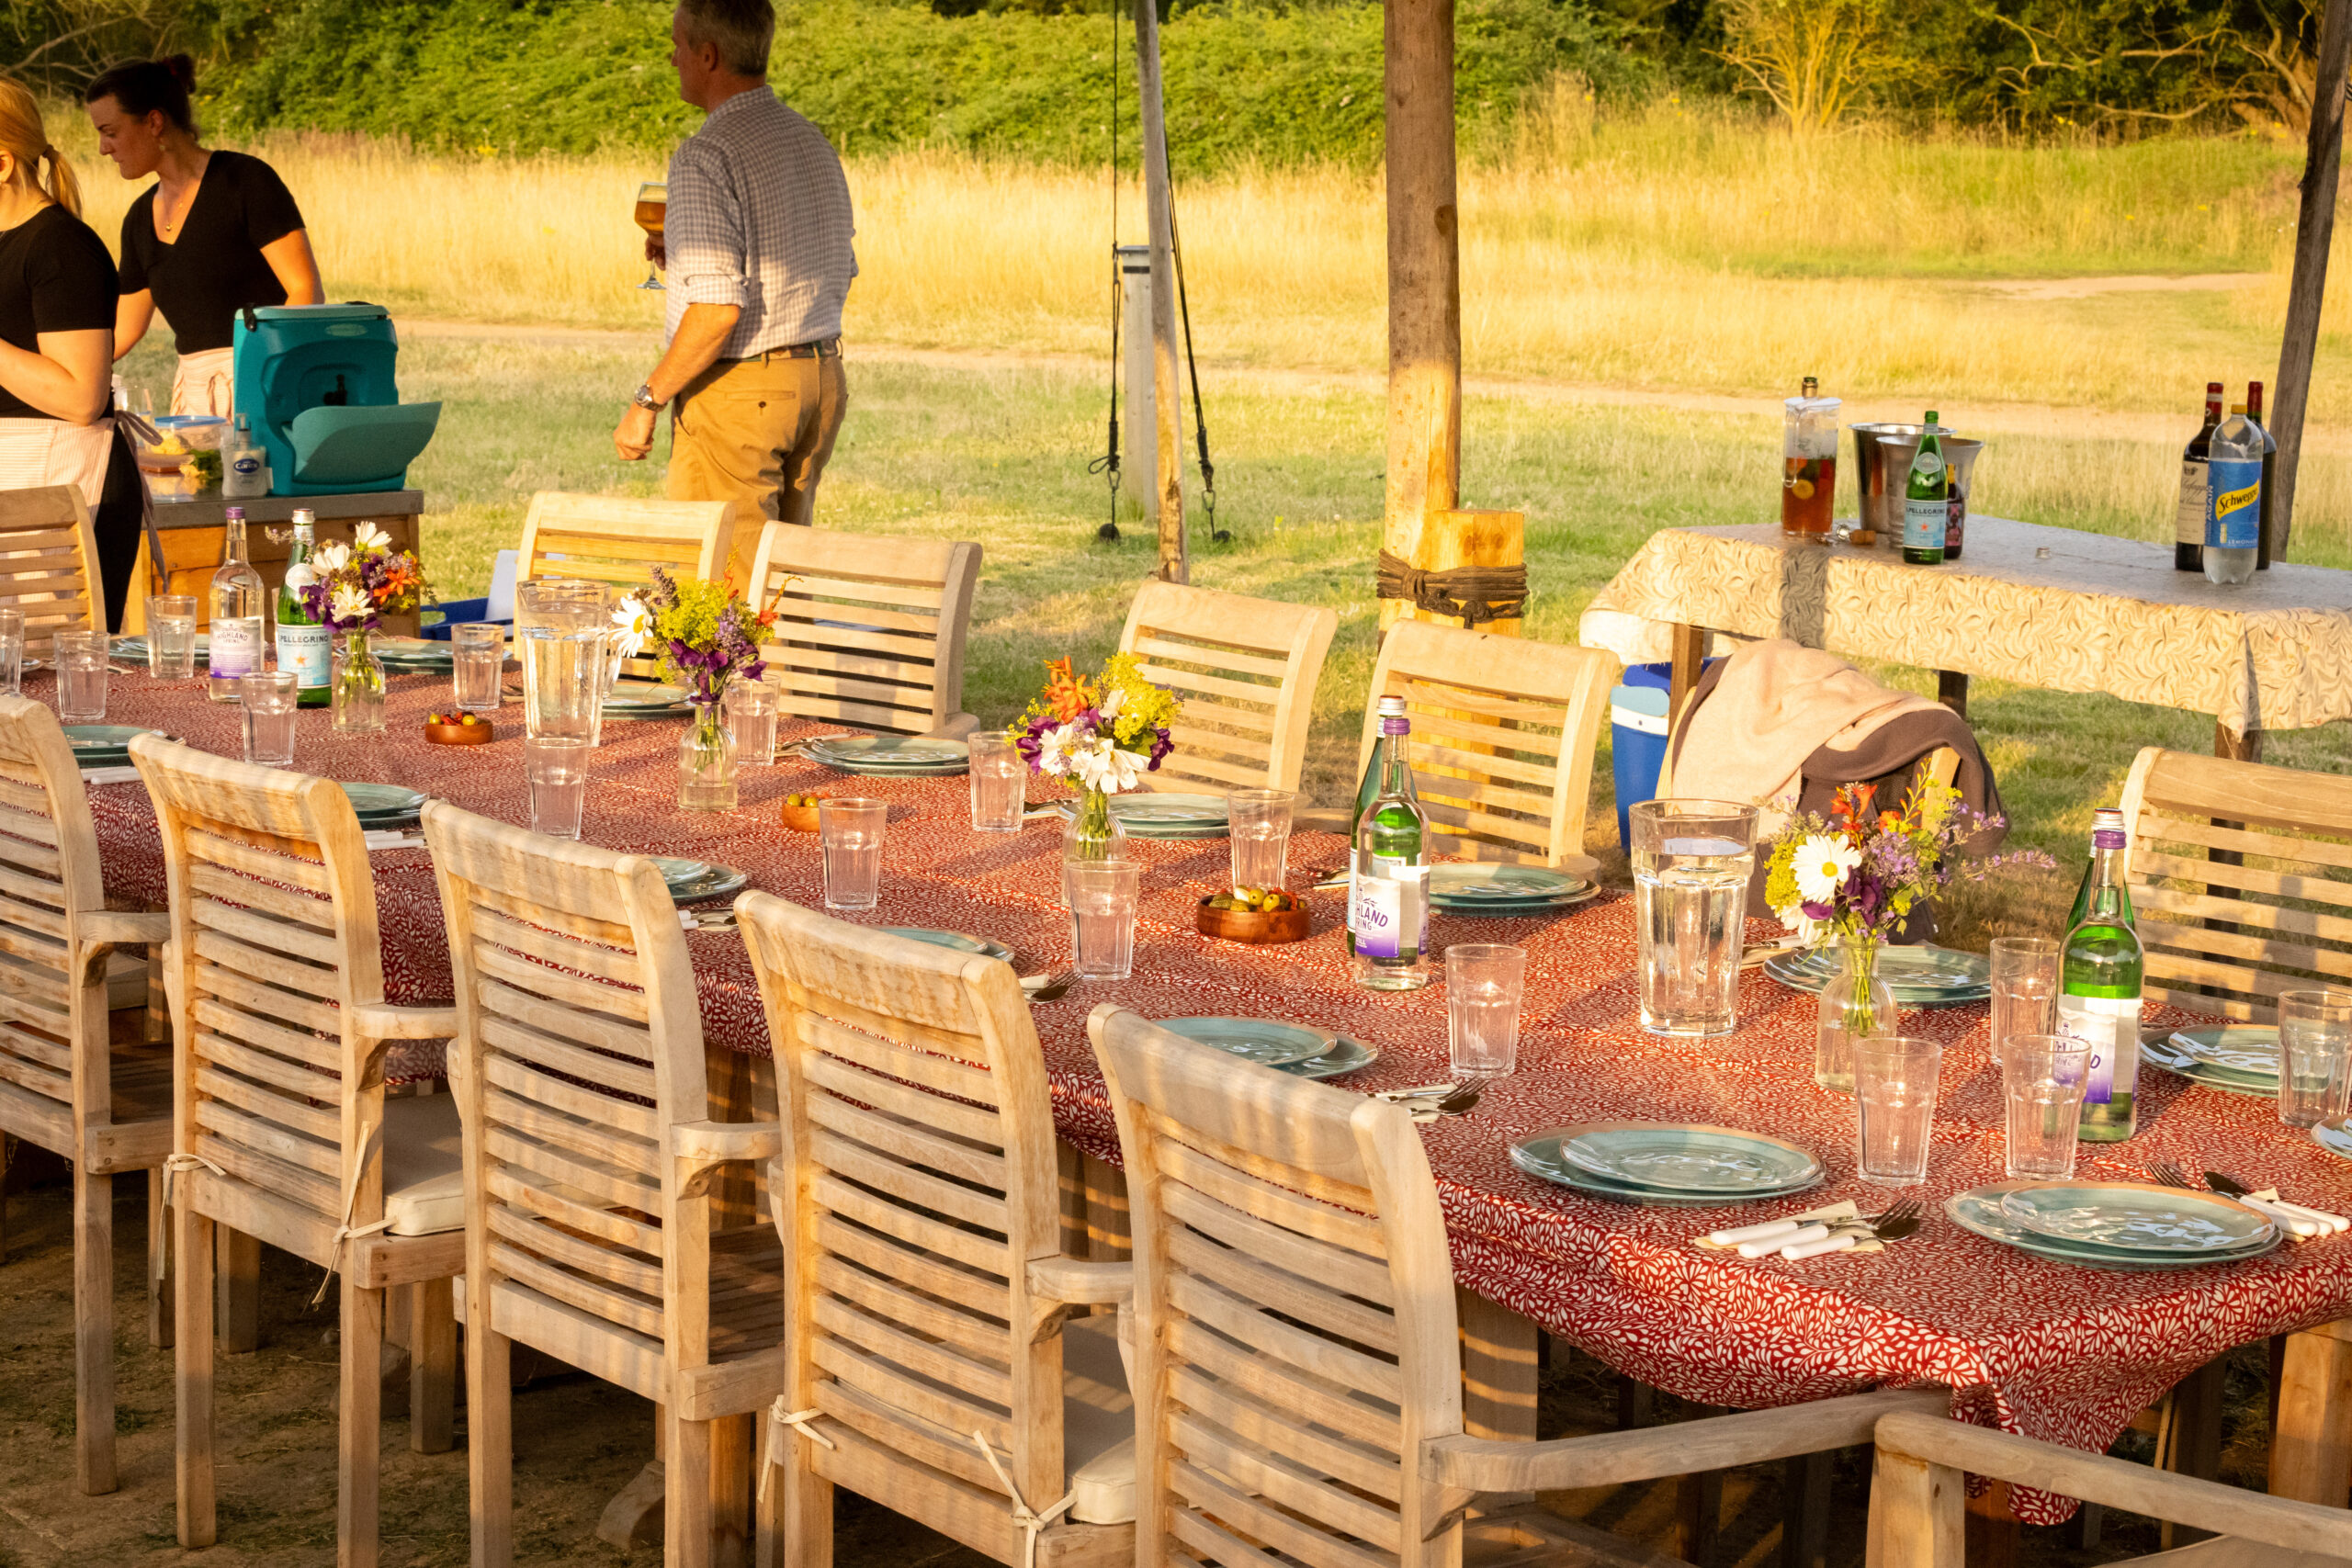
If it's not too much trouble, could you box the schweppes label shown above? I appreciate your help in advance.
[2207,457,2261,550]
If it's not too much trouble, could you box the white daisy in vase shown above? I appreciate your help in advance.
[1792,834,1860,905]
[330,584,375,626]
[352,522,390,553]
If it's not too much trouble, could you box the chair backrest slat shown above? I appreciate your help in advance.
[424,804,712,1392]
[1116,581,1337,796]
[1355,622,1613,867]
[2119,747,2352,1021]
[1088,1005,1464,1568]
[0,487,100,660]
[745,525,982,736]
[517,491,739,682]
[0,697,111,1150]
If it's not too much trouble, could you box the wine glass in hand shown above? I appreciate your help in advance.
[633,182,667,291]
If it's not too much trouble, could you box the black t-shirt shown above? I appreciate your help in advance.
[118,149,306,353]
[0,205,116,421]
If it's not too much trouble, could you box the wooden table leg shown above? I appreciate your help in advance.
[1456,1289,1538,1443]
[2271,1317,2352,1506]
[2156,1358,2226,1549]
[2215,722,2265,763]
[1674,1416,1725,1568]
[1781,1450,1832,1568]
[216,1227,259,1354]
[1081,1154,1131,1262]
[1964,1478,2020,1568]
[1935,671,1968,717]
[711,1412,752,1568]
[409,1278,456,1455]
[1668,623,1706,719]
[1615,1373,1653,1430]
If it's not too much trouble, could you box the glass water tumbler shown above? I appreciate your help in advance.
[450,622,505,714]
[1447,943,1527,1077]
[0,607,24,697]
[1063,861,1141,981]
[1988,937,2061,1065]
[54,630,107,724]
[1227,787,1295,893]
[146,595,198,679]
[1854,1036,1944,1187]
[1629,799,1759,1037]
[2278,989,2352,1129]
[967,733,1026,832]
[2000,1033,2090,1179]
[725,679,779,765]
[238,671,300,767]
[819,796,888,910]
[524,736,591,840]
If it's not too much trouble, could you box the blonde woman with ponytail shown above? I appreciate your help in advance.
[0,79,118,505]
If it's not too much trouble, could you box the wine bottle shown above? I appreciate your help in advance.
[2175,382,2222,573]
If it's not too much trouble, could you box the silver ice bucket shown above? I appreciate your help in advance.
[1850,421,1953,538]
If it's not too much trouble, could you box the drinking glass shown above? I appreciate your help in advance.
[1630,799,1759,1037]
[967,732,1025,832]
[450,623,505,714]
[525,737,591,840]
[1854,1036,1944,1186]
[2278,989,2352,1129]
[1063,861,1141,981]
[520,626,606,743]
[1988,937,2061,1064]
[820,796,888,911]
[2000,1033,2090,1179]
[0,607,23,696]
[54,630,107,724]
[238,671,299,767]
[1227,787,1295,892]
[634,181,667,290]
[146,595,198,679]
[1447,943,1527,1076]
[725,680,779,765]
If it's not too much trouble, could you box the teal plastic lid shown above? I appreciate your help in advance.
[249,303,390,322]
[289,402,440,485]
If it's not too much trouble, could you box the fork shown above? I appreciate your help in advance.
[1432,1077,1492,1117]
[2149,1161,2197,1190]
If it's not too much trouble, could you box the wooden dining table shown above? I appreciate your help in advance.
[71,662,2352,1534]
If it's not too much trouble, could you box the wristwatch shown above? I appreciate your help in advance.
[632,382,663,412]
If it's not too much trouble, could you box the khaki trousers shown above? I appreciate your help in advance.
[666,350,848,585]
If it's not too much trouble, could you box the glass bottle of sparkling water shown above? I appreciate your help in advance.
[1902,412,1948,566]
[276,510,330,707]
[1349,695,1430,990]
[207,508,266,702]
[2060,807,2143,1142]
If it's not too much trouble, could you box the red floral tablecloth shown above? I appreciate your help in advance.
[73,667,2352,1524]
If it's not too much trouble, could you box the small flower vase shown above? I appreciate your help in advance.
[1062,785,1127,864]
[331,628,386,736]
[1815,933,1894,1094]
[679,695,738,812]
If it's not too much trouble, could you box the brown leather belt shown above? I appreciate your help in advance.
[723,337,841,365]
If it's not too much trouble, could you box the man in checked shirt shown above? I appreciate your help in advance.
[614,0,855,579]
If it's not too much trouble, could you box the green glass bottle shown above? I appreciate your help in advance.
[1902,413,1948,566]
[2061,807,2143,1142]
[1347,695,1430,989]
[275,511,331,707]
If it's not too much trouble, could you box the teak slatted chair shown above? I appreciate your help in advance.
[516,491,739,679]
[131,737,465,1567]
[0,485,102,662]
[421,804,787,1568]
[1087,1004,1951,1568]
[1868,1408,2352,1568]
[0,695,170,1495]
[2118,747,2352,1020]
[1354,622,1613,871]
[743,523,983,737]
[1114,581,1338,797]
[739,896,1137,1568]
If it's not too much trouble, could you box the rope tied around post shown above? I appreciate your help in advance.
[971,1428,1077,1568]
[760,1400,836,1502]
[1374,550,1528,627]
[310,1122,390,1308]
[155,1150,226,1286]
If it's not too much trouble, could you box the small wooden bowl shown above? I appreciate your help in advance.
[1196,895,1312,945]
[781,799,823,832]
[424,717,494,746]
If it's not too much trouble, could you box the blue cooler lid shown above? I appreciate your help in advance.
[1611,683,1670,734]
[288,402,440,486]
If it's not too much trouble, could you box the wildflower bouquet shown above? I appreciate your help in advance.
[611,568,775,705]
[300,523,428,632]
[1012,654,1180,795]
[1763,778,2043,948]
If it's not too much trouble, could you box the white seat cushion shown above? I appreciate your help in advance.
[1061,1315,1136,1526]
[381,1091,466,1236]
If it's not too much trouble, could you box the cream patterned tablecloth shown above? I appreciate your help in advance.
[1586,519,2352,736]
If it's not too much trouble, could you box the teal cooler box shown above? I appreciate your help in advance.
[231,304,440,495]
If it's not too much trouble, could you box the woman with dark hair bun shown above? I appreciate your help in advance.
[85,55,322,417]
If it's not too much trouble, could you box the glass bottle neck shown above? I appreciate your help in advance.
[288,526,312,563]
[1379,729,1416,800]
[2082,845,2134,925]
[223,520,247,566]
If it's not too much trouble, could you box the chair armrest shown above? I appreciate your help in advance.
[1027,1256,1133,1306]
[349,1003,461,1040]
[1425,1387,1949,1495]
[80,909,169,945]
[1874,1409,2352,1556]
[1293,807,1353,833]
[927,713,981,739]
[672,1120,784,1166]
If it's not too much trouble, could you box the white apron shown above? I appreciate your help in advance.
[0,416,115,510]
[172,348,235,418]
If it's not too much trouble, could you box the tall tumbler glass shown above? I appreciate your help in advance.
[967,733,1025,832]
[1988,937,2061,1064]
[0,607,22,696]
[146,595,198,679]
[525,736,591,840]
[520,626,606,743]
[1447,943,1527,1076]
[2278,989,2352,1129]
[2001,1033,2090,1179]
[820,796,888,910]
[516,580,611,735]
[725,679,779,764]
[450,622,505,714]
[1228,788,1295,892]
[238,671,299,767]
[1630,799,1759,1037]
[1855,1036,1944,1186]
[1064,862,1141,981]
[54,630,107,724]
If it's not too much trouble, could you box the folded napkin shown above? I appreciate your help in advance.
[1695,1201,1888,1259]
[81,765,141,785]
[362,829,425,852]
[2239,1187,2350,1239]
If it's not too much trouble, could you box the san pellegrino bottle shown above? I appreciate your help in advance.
[276,510,330,707]
[207,508,266,702]
[2060,807,2143,1142]
[2175,382,2222,573]
[1349,695,1431,990]
[1901,413,1947,565]
[2248,380,2278,570]
[2205,402,2260,586]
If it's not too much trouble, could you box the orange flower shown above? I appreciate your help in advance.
[1042,657,1097,721]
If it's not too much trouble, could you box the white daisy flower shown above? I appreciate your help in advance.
[1777,904,1825,946]
[1792,834,1860,904]
[352,522,390,554]
[610,596,652,658]
[330,584,374,625]
[312,542,352,575]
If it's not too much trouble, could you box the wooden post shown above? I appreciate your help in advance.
[1385,0,1461,566]
[1455,1289,1539,1443]
[1378,508,1523,635]
[2270,1317,2352,1506]
[1132,0,1186,584]
[2270,0,2352,563]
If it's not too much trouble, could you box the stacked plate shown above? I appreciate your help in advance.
[342,782,428,830]
[375,637,457,675]
[65,725,161,771]
[1764,943,1991,1006]
[1055,792,1229,840]
[110,635,208,665]
[604,682,691,719]
[807,735,969,777]
[653,857,748,905]
[2143,1026,2278,1099]
[884,927,1015,964]
[1947,1179,2279,1271]
[1428,863,1598,916]
[1159,1015,1376,1079]
[1511,1122,1825,1207]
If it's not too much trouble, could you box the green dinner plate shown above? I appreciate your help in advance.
[1552,1122,1823,1193]
[882,927,1016,964]
[1946,1184,2278,1270]
[2143,1034,2278,1097]
[1054,792,1231,839]
[1998,1181,2276,1255]
[650,858,748,905]
[2315,1119,2352,1165]
[1510,1137,1823,1208]
[2170,1026,2280,1080]
[64,725,156,751]
[1276,1034,1381,1080]
[808,736,969,765]
[1429,864,1589,901]
[1159,1016,1337,1068]
[112,636,210,662]
[605,682,691,708]
[1765,943,1990,1005]
[340,783,428,819]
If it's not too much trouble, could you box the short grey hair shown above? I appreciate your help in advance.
[680,0,775,76]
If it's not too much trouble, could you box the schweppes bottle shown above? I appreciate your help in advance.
[2205,401,2260,586]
